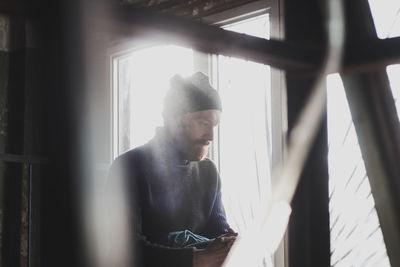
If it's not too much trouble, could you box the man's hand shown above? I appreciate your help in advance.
[227,228,237,235]
[193,235,237,267]
[224,228,238,237]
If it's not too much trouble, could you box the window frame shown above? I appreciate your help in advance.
[108,1,287,266]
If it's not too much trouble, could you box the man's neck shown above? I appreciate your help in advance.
[155,127,190,164]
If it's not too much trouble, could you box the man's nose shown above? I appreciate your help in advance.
[205,126,214,141]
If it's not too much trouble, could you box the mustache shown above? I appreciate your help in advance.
[195,140,211,146]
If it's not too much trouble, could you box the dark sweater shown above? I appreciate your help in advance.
[108,129,230,266]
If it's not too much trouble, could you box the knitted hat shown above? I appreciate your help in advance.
[163,72,222,118]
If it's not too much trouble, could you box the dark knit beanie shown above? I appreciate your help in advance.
[163,72,222,118]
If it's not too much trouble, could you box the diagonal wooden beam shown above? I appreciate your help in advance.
[101,6,322,72]
[103,6,400,75]
[3,2,399,74]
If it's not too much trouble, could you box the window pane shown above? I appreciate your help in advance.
[387,65,400,119]
[224,14,270,39]
[368,0,400,38]
[368,0,400,122]
[215,14,272,266]
[216,14,271,233]
[217,56,272,231]
[116,45,193,155]
[327,74,391,267]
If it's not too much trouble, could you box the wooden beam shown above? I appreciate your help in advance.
[106,6,400,75]
[344,37,400,73]
[283,0,331,266]
[4,2,399,74]
[122,0,265,19]
[78,2,400,78]
[102,6,322,72]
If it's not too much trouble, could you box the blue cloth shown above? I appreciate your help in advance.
[168,230,210,248]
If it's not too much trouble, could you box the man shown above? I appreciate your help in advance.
[108,72,236,267]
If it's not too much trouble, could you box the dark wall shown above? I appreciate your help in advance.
[39,1,87,266]
[0,15,35,267]
[0,1,87,266]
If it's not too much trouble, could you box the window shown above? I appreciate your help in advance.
[327,74,391,267]
[113,45,194,156]
[213,13,272,235]
[368,0,400,117]
[212,15,274,266]
[387,65,400,118]
[368,0,400,39]
[328,3,400,266]
[111,7,282,267]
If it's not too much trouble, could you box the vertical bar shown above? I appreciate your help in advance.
[27,163,32,267]
[0,14,26,267]
[270,1,287,265]
[284,0,331,266]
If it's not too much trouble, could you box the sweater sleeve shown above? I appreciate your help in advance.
[201,162,230,238]
[107,151,196,267]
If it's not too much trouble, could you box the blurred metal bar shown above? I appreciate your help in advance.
[341,1,400,266]
[103,6,322,72]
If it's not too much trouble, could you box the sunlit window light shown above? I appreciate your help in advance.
[368,0,400,39]
[116,45,194,154]
[387,65,400,119]
[215,14,271,235]
[327,74,391,267]
[214,14,273,267]
[368,0,400,120]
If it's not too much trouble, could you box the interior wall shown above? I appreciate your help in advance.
[0,13,45,267]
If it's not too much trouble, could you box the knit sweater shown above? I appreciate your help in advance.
[108,129,230,266]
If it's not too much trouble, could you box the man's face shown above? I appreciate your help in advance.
[172,109,221,161]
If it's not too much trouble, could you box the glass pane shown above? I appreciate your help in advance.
[368,0,400,122]
[217,56,272,232]
[217,14,271,234]
[215,14,272,267]
[224,14,270,39]
[368,0,400,38]
[117,45,194,154]
[387,64,400,119]
[327,74,391,267]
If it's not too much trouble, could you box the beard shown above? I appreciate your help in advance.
[188,142,209,161]
[173,135,209,161]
